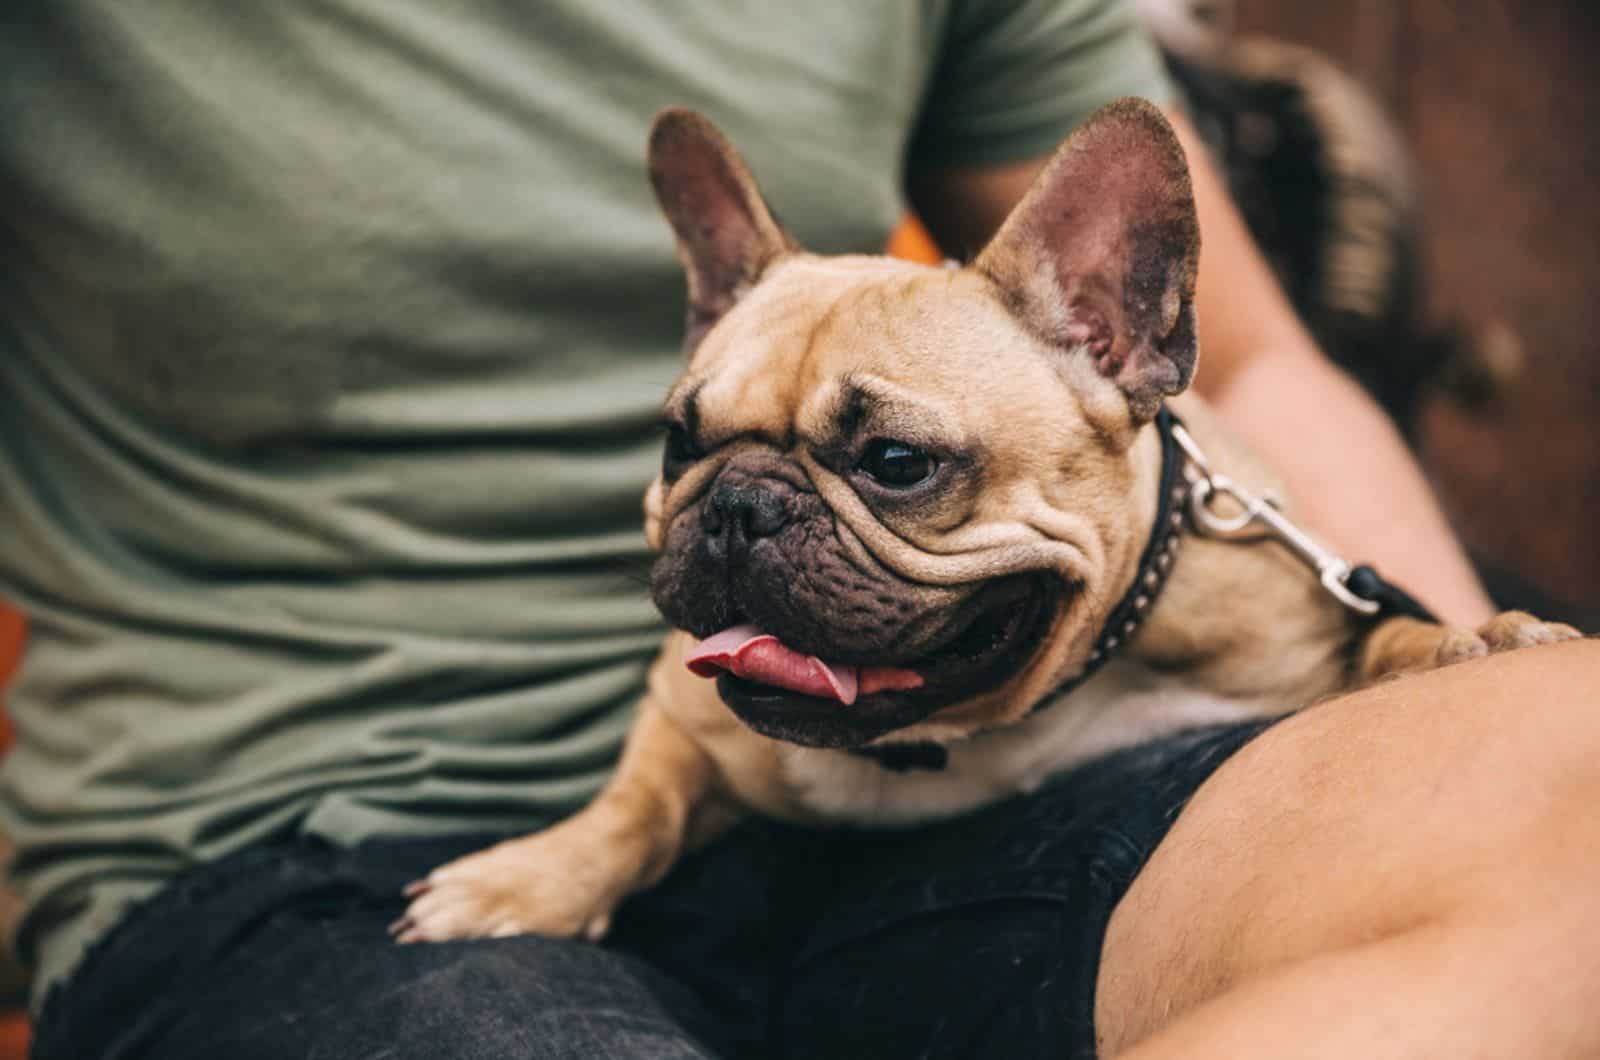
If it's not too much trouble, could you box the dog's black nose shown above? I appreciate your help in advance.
[703,481,789,563]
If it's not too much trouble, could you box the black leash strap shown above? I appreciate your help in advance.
[1344,564,1438,624]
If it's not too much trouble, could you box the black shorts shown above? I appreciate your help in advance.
[34,720,1275,1060]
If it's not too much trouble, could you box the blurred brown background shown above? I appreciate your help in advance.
[1236,0,1600,621]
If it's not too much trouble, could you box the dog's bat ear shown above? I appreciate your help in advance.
[974,98,1200,423]
[648,108,798,350]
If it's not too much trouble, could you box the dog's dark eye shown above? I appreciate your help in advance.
[662,424,701,478]
[858,439,936,488]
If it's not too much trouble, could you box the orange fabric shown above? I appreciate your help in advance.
[886,215,944,265]
[0,605,20,754]
[0,1011,26,1058]
[0,606,20,690]
[0,609,22,1053]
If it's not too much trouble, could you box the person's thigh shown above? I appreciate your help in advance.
[32,833,764,1060]
[1096,639,1600,1056]
[779,721,1277,1060]
[171,927,718,1060]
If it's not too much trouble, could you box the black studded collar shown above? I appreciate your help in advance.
[1036,404,1191,706]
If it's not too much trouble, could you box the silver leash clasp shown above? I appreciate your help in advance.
[1169,423,1381,616]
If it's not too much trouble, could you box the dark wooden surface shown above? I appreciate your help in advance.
[1236,0,1600,617]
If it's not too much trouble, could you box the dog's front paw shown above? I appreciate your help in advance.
[390,819,633,944]
[1359,611,1583,684]
[1475,610,1583,652]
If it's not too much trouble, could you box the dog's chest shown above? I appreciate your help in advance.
[775,660,1266,827]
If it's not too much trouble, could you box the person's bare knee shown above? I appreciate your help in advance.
[1098,639,1600,1055]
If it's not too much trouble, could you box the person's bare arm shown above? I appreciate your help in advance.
[908,109,1494,626]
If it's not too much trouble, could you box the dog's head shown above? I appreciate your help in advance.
[644,100,1200,748]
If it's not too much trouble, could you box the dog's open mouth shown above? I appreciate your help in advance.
[684,576,1058,748]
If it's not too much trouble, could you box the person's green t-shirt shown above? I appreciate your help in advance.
[0,1,1169,1005]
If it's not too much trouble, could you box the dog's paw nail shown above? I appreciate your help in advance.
[402,878,431,898]
[387,915,413,938]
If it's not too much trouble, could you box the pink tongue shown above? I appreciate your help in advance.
[685,624,923,706]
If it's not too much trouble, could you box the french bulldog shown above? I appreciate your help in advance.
[393,99,1578,944]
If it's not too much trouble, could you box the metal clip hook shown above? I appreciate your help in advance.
[1170,424,1380,616]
